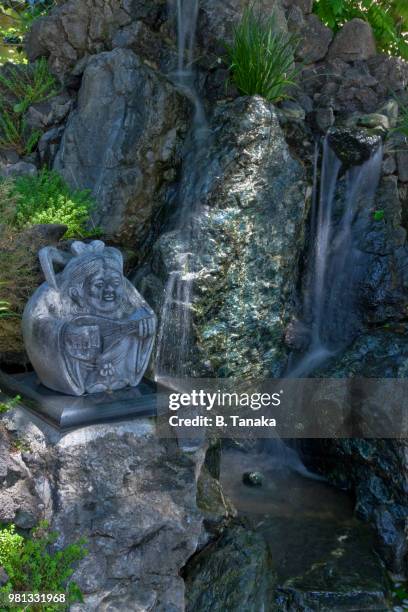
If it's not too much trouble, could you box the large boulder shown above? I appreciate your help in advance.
[54,48,187,252]
[184,522,277,612]
[146,96,308,378]
[327,18,377,62]
[1,407,208,610]
[25,0,167,80]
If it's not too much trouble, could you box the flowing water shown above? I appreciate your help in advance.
[155,0,210,382]
[288,138,383,377]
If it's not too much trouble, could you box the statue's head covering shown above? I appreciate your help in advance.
[39,241,124,291]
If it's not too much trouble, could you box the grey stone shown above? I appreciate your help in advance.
[37,126,64,167]
[296,14,333,63]
[283,0,313,13]
[151,96,308,378]
[0,567,8,587]
[243,471,264,486]
[397,150,408,182]
[276,524,391,610]
[358,113,390,131]
[382,155,397,175]
[379,99,399,128]
[328,19,377,62]
[315,107,335,132]
[184,523,277,612]
[25,93,73,131]
[368,55,408,96]
[0,161,38,178]
[54,48,186,249]
[327,127,382,167]
[280,100,306,121]
[0,409,208,610]
[0,371,160,429]
[23,240,156,396]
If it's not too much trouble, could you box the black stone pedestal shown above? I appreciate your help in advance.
[0,370,166,430]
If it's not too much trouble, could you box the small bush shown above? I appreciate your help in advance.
[0,58,59,154]
[0,394,21,414]
[224,6,299,103]
[0,1,56,64]
[0,521,87,611]
[313,0,408,60]
[2,169,96,238]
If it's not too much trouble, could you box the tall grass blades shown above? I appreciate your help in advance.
[0,57,58,153]
[225,6,299,103]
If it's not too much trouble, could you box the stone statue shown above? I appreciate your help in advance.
[22,240,156,396]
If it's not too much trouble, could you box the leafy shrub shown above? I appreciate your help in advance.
[3,169,96,238]
[224,6,299,102]
[313,0,408,60]
[0,1,56,64]
[0,57,59,153]
[0,394,21,413]
[0,521,87,611]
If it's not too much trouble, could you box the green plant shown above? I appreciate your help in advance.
[0,521,87,611]
[0,394,20,413]
[0,1,56,64]
[373,209,385,220]
[10,169,96,238]
[0,57,58,154]
[313,0,408,60]
[224,6,300,102]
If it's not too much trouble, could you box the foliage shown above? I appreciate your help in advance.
[224,6,300,103]
[313,0,408,60]
[0,1,56,64]
[0,521,87,611]
[0,394,20,413]
[10,169,96,238]
[0,57,58,154]
[373,209,385,220]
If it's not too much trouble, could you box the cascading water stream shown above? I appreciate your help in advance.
[155,0,210,382]
[288,136,383,377]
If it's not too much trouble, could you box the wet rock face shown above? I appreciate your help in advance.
[276,523,391,611]
[54,48,187,252]
[327,127,382,167]
[184,522,277,612]
[150,96,308,378]
[1,409,208,611]
[309,328,408,574]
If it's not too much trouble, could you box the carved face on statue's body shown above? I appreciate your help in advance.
[22,240,157,396]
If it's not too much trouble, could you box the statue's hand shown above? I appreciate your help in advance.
[138,317,155,339]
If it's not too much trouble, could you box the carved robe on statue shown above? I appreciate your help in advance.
[23,241,156,396]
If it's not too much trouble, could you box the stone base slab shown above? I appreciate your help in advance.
[0,370,164,430]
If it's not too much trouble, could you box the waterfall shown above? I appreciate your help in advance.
[288,136,383,377]
[155,0,209,382]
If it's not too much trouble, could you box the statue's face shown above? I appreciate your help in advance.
[83,267,125,314]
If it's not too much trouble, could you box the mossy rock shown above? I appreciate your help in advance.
[184,522,278,612]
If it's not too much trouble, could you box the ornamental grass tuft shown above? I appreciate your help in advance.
[225,6,299,103]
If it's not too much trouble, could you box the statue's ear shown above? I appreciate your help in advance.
[69,287,84,307]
